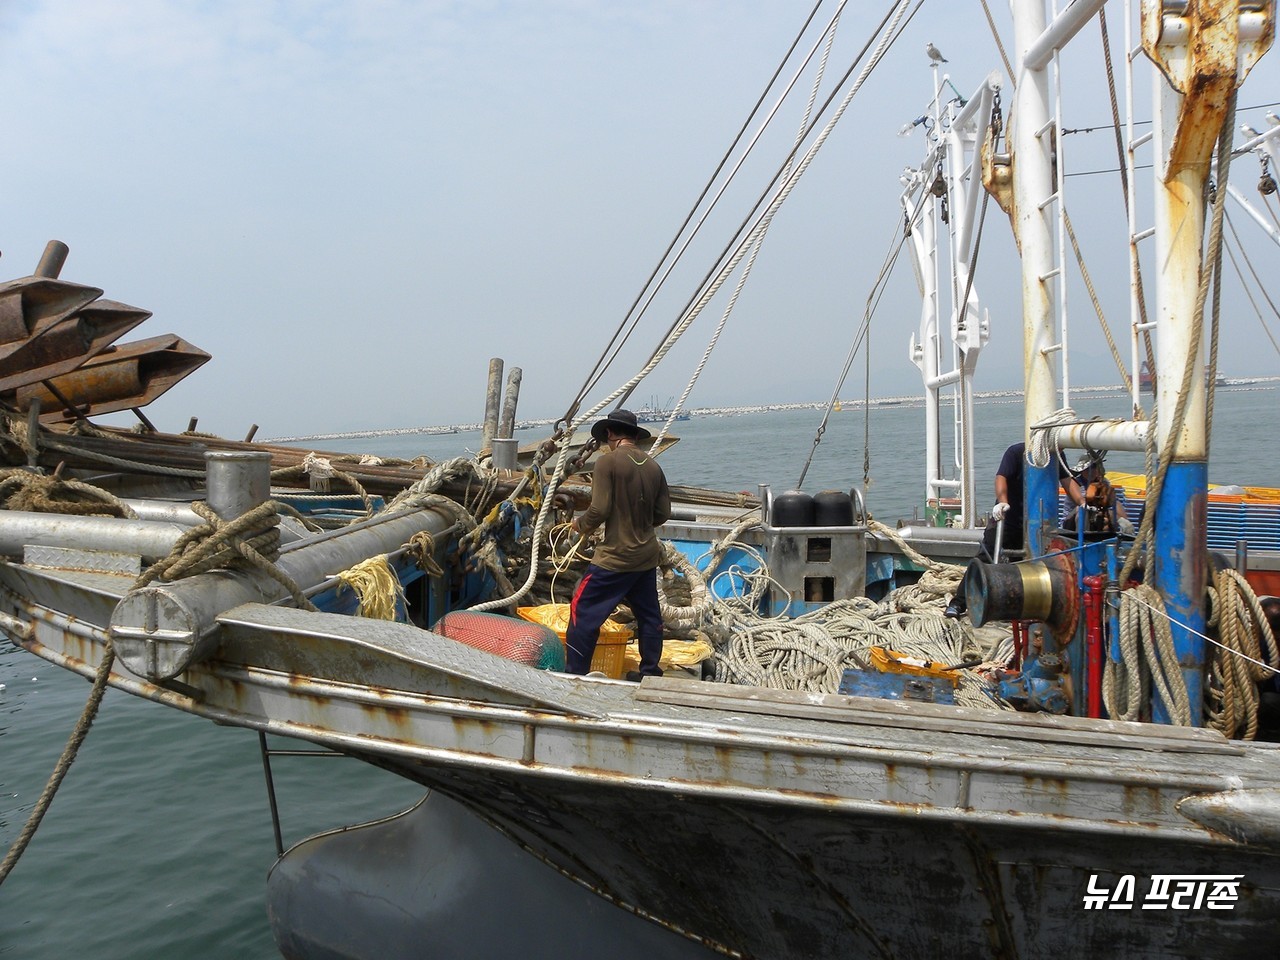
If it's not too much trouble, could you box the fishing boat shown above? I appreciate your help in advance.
[636,406,691,423]
[635,396,692,423]
[1138,360,1230,391]
[3,3,1280,959]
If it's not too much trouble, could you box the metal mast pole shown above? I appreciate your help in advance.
[1143,0,1274,724]
[1010,0,1060,555]
[947,79,999,526]
[908,188,944,510]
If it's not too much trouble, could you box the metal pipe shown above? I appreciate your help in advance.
[205,451,271,521]
[258,732,285,858]
[1024,0,1109,71]
[1233,118,1280,154]
[491,437,518,471]
[758,483,773,525]
[926,370,961,389]
[1226,183,1280,245]
[110,506,458,680]
[34,240,69,279]
[114,498,304,546]
[0,510,190,559]
[890,525,985,544]
[946,78,998,263]
[119,499,202,526]
[0,609,34,640]
[1083,574,1104,719]
[1042,419,1149,453]
[906,184,943,506]
[951,72,1001,140]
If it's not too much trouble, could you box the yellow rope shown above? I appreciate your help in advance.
[545,521,590,604]
[405,530,444,578]
[336,555,404,621]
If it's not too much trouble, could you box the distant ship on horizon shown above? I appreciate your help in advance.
[635,396,691,423]
[1139,360,1230,392]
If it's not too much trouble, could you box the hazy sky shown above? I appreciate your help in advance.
[3,1,1279,439]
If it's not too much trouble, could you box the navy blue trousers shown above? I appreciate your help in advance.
[564,564,664,676]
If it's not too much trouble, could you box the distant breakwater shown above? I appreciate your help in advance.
[268,378,1277,444]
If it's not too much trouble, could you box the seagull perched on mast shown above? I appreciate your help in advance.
[926,42,947,64]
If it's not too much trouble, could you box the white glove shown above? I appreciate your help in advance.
[1116,514,1135,537]
[991,502,1010,522]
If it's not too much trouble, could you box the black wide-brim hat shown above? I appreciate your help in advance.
[590,408,651,443]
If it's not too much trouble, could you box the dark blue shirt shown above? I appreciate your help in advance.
[996,441,1073,525]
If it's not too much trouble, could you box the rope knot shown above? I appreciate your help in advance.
[302,452,335,492]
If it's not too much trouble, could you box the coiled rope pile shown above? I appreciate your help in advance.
[637,516,1010,708]
[0,467,138,518]
[1206,567,1280,739]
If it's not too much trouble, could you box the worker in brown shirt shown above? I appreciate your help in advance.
[566,409,671,677]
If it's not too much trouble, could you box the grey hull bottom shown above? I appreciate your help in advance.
[266,790,723,960]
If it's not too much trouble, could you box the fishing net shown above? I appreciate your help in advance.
[433,610,566,671]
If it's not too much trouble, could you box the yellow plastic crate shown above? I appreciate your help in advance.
[516,604,632,679]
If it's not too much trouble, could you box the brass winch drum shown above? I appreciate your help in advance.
[965,544,1079,642]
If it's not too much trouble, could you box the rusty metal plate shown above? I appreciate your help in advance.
[10,333,211,421]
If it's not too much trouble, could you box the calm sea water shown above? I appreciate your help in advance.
[1,388,1276,958]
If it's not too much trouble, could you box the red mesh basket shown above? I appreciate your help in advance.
[433,610,565,671]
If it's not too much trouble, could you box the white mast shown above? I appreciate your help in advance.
[905,73,999,527]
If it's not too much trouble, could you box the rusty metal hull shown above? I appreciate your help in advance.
[4,582,1278,960]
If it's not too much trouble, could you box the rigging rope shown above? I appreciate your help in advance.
[482,2,923,615]
[0,468,138,518]
[688,518,997,703]
[654,5,843,447]
[978,0,1014,84]
[272,457,374,518]
[796,194,912,488]
[616,0,921,413]
[1223,211,1280,357]
[560,0,843,426]
[1105,584,1193,725]
[336,555,405,621]
[1098,10,1157,401]
[1063,208,1133,393]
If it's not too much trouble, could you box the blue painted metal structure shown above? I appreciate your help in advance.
[1152,461,1208,725]
[1024,460,1058,558]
